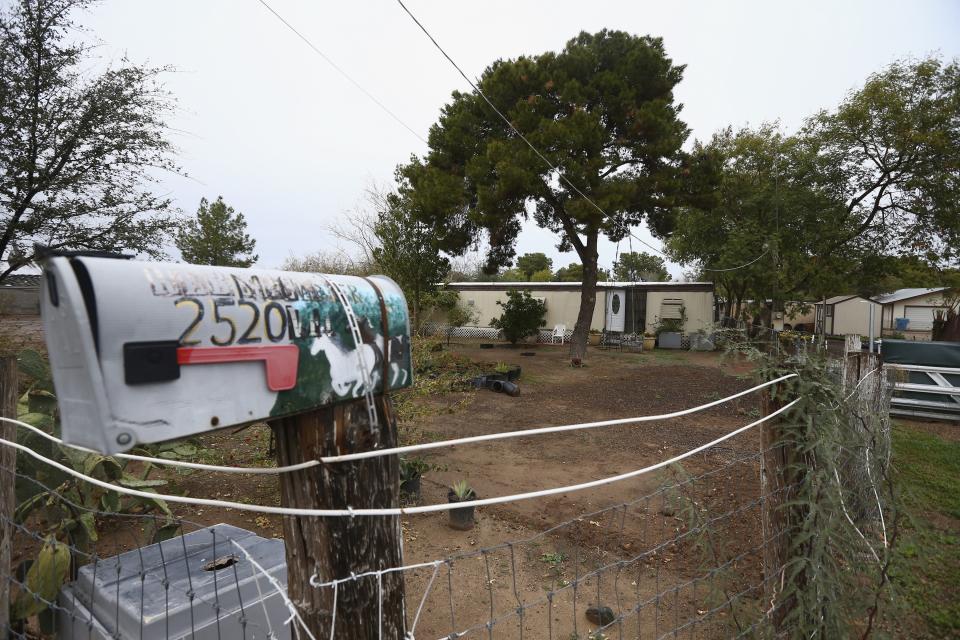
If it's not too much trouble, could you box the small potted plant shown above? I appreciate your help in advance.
[493,360,521,381]
[400,457,429,503]
[642,331,656,351]
[447,479,477,530]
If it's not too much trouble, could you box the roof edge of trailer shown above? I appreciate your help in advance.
[444,281,715,292]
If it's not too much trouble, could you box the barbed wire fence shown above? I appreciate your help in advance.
[0,334,896,639]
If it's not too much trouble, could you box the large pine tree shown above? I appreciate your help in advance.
[399,30,693,359]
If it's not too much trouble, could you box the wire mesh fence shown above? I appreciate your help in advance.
[363,447,792,640]
[2,438,802,640]
[0,329,897,639]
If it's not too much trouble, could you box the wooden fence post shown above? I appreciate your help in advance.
[273,394,405,638]
[760,380,799,631]
[0,356,17,640]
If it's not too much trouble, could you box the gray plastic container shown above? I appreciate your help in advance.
[57,523,290,639]
[658,331,682,349]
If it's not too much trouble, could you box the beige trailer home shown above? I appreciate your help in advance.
[814,295,882,337]
[443,281,715,336]
[874,287,954,341]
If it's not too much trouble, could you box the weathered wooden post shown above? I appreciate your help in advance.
[760,383,784,626]
[760,374,800,631]
[0,356,16,640]
[36,254,414,636]
[274,395,405,636]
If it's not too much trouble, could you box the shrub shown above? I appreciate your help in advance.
[447,300,478,328]
[490,289,547,344]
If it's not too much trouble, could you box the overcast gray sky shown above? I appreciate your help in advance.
[79,0,960,277]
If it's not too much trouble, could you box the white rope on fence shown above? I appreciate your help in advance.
[0,373,796,474]
[320,373,799,463]
[1,417,322,475]
[0,398,800,517]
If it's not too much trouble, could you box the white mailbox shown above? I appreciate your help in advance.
[40,255,412,453]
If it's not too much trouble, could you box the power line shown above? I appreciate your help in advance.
[699,249,771,273]
[394,0,766,274]
[254,0,427,145]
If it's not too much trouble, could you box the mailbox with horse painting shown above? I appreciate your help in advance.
[40,255,412,454]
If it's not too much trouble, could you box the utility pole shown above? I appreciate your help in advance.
[0,356,17,640]
[273,395,406,638]
[771,236,784,333]
[770,151,784,335]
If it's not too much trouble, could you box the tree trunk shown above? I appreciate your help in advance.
[272,395,405,638]
[719,282,733,325]
[568,235,599,362]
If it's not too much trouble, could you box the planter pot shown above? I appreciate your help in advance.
[658,332,682,349]
[643,336,656,351]
[400,475,422,502]
[588,333,602,346]
[488,378,520,396]
[448,489,477,530]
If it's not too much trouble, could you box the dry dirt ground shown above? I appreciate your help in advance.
[129,344,771,639]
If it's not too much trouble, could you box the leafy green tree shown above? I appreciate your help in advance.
[400,30,692,360]
[800,57,960,268]
[497,267,526,281]
[667,126,858,323]
[372,194,450,330]
[554,263,610,282]
[516,252,553,279]
[857,255,960,296]
[0,0,179,282]
[177,197,258,267]
[669,57,960,323]
[613,251,670,281]
[529,268,553,282]
[490,289,547,344]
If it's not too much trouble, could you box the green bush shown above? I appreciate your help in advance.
[489,289,547,344]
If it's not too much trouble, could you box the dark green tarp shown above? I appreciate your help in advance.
[881,339,960,367]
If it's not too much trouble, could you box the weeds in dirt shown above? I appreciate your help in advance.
[395,337,487,430]
[539,550,568,586]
